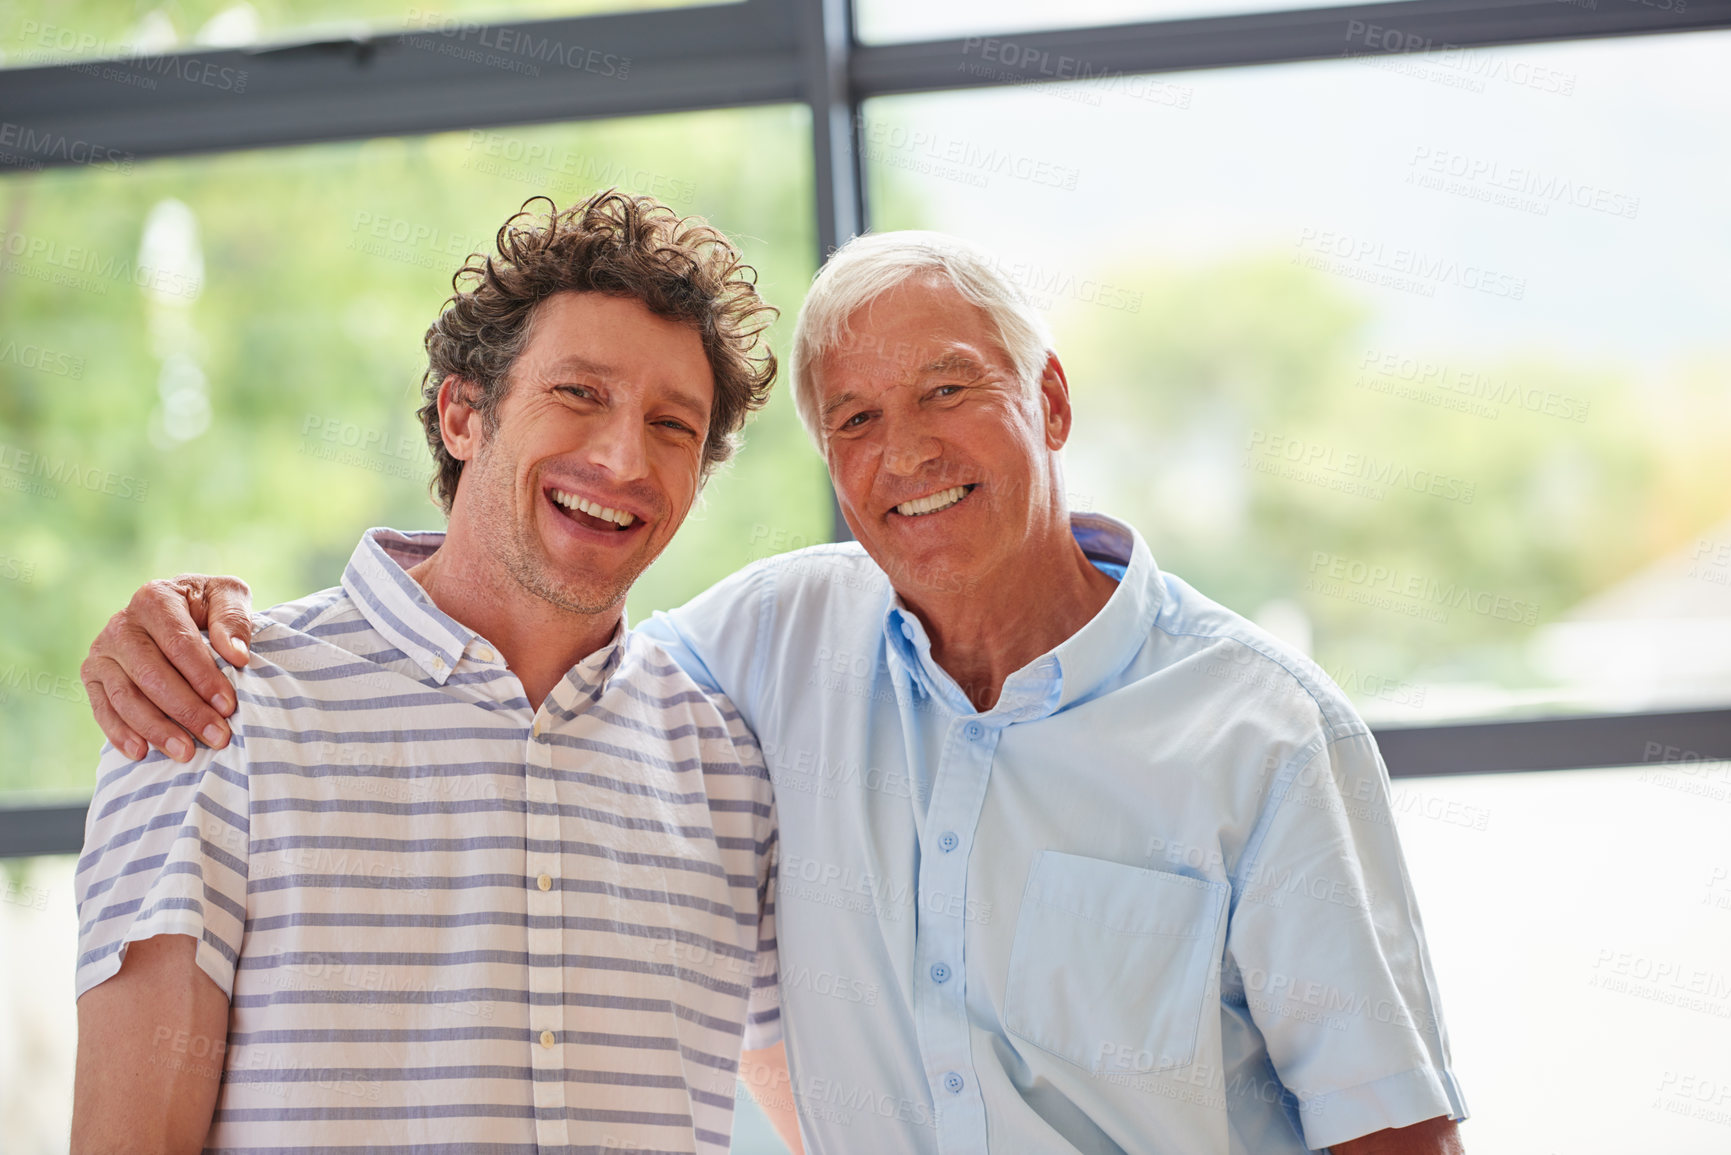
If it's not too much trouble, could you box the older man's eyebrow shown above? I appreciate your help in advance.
[821,390,862,423]
[923,351,984,377]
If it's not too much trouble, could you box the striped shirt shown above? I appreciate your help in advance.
[75,527,780,1155]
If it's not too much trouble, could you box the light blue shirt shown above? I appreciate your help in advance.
[644,513,1465,1153]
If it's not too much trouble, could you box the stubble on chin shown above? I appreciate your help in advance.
[466,450,642,618]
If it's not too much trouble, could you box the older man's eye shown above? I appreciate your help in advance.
[840,411,871,429]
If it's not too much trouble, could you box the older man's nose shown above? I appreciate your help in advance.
[880,425,941,476]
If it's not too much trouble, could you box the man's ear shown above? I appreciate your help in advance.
[1036,352,1073,451]
[437,375,485,462]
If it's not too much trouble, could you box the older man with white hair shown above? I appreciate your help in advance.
[85,228,1467,1154]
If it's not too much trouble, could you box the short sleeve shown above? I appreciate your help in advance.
[734,714,782,1052]
[1225,730,1468,1149]
[74,714,250,1001]
[641,562,773,730]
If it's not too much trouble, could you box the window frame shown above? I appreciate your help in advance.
[3,0,1730,855]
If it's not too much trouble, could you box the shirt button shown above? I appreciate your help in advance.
[943,1071,964,1094]
[939,831,959,852]
[475,646,495,662]
[930,962,950,984]
[536,874,553,892]
[540,1030,556,1049]
[432,655,446,671]
[531,717,543,739]
[964,721,984,741]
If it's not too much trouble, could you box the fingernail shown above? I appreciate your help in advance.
[232,639,249,660]
[168,737,193,762]
[203,723,229,748]
[127,741,146,761]
[212,693,234,714]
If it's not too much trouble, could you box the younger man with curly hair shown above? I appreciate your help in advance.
[70,191,796,1155]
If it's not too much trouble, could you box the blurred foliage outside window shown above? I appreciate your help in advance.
[0,106,830,796]
[0,0,707,68]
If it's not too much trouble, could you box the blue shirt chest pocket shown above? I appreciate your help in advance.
[1004,850,1229,1075]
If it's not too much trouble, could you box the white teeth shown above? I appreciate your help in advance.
[550,488,635,527]
[895,486,968,517]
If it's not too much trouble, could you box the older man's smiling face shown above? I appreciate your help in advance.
[817,275,1071,603]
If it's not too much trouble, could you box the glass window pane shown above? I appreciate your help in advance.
[0,0,715,69]
[862,30,1731,724]
[859,0,1361,45]
[0,105,829,798]
[1388,764,1731,1154]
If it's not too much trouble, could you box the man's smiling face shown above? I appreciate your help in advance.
[449,290,714,614]
[817,275,1067,601]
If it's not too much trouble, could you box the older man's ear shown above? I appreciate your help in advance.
[1035,352,1073,451]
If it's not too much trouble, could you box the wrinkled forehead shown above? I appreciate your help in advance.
[815,276,1004,391]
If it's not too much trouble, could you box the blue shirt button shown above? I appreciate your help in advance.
[939,831,959,852]
[943,1071,964,1094]
[930,962,950,983]
[964,721,984,740]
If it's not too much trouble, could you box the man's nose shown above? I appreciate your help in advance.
[879,418,941,476]
[585,409,650,480]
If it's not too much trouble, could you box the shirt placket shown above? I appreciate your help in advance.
[913,714,999,1155]
[526,698,569,1150]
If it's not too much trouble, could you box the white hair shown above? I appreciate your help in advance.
[789,230,1054,446]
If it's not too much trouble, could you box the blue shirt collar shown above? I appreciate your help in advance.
[882,512,1165,720]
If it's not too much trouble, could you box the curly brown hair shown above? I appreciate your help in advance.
[418,190,778,513]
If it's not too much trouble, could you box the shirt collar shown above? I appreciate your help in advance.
[341,527,631,691]
[341,528,474,685]
[882,512,1166,720]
